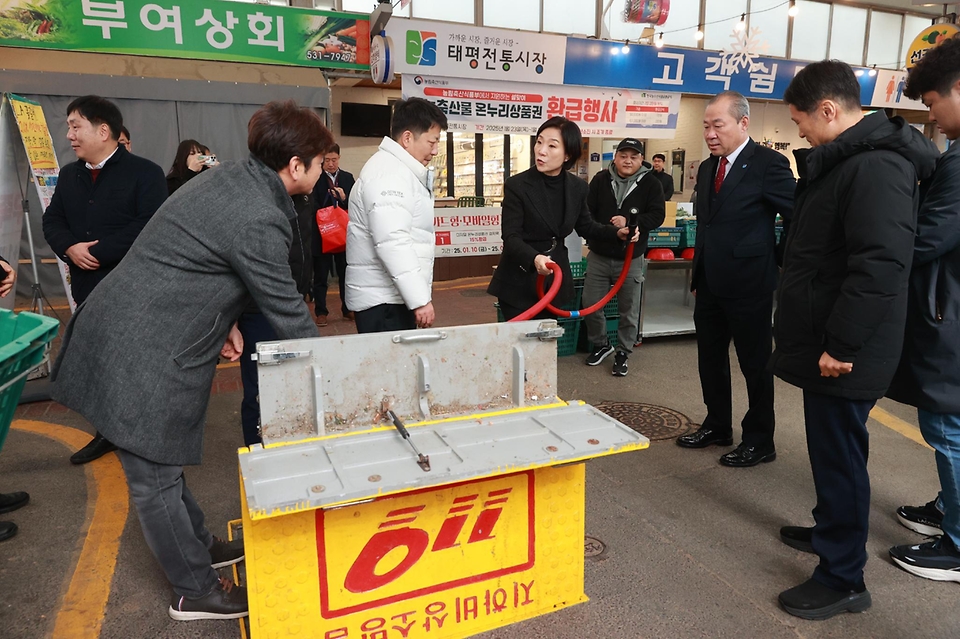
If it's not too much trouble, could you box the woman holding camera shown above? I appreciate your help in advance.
[166,139,218,195]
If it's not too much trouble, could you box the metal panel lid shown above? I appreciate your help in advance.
[239,402,648,520]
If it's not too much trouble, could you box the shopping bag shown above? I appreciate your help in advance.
[316,205,348,254]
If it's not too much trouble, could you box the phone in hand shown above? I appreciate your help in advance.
[197,154,218,166]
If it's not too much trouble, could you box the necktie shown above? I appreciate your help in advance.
[90,168,101,183]
[714,156,728,194]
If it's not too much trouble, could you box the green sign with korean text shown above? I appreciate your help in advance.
[0,0,370,70]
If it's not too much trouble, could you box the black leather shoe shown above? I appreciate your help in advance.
[780,525,815,554]
[779,578,871,620]
[676,426,734,448]
[70,433,118,465]
[719,443,776,467]
[0,491,29,514]
[0,521,17,542]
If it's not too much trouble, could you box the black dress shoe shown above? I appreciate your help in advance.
[676,426,733,448]
[780,525,815,554]
[70,433,118,465]
[719,443,776,467]
[779,578,871,620]
[0,491,29,514]
[0,521,17,542]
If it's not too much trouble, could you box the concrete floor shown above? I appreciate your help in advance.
[0,279,956,639]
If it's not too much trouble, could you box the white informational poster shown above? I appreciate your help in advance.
[404,75,681,139]
[434,207,501,258]
[386,18,567,85]
[0,98,25,311]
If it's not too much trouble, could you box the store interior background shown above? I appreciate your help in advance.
[1,0,952,299]
[322,0,948,205]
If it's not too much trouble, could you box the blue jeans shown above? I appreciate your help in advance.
[116,449,218,599]
[917,409,960,547]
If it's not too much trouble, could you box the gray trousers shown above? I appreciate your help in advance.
[582,252,644,353]
[117,448,218,599]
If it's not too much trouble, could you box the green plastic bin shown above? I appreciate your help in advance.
[678,222,697,249]
[648,227,682,248]
[0,309,60,452]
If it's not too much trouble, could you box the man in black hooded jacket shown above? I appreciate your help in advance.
[885,35,960,584]
[772,60,939,620]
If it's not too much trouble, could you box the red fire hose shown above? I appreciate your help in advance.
[507,250,635,322]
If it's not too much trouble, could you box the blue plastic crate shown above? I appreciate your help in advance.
[0,310,60,452]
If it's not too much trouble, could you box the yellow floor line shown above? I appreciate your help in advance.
[869,406,932,451]
[11,420,129,639]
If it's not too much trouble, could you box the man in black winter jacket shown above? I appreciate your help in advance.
[583,138,665,376]
[773,60,939,620]
[885,36,960,584]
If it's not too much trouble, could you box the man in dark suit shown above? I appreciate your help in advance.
[311,144,355,326]
[42,95,167,466]
[675,91,795,467]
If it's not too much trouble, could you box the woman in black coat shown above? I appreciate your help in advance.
[166,139,216,195]
[488,117,635,319]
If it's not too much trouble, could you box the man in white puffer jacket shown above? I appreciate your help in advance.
[346,97,448,333]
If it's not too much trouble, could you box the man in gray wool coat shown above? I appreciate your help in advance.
[52,101,332,622]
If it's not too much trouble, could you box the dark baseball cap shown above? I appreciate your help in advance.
[616,138,644,154]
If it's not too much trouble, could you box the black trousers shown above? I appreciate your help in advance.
[312,251,347,316]
[693,272,775,448]
[237,311,277,447]
[355,303,416,334]
[804,390,875,591]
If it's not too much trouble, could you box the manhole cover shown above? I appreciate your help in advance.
[593,402,697,441]
[585,535,606,559]
[459,289,490,297]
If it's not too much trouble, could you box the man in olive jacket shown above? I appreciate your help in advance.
[773,60,939,620]
[52,101,332,622]
[886,36,960,583]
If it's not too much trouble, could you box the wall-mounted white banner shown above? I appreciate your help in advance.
[434,207,502,258]
[385,18,567,85]
[404,75,681,139]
